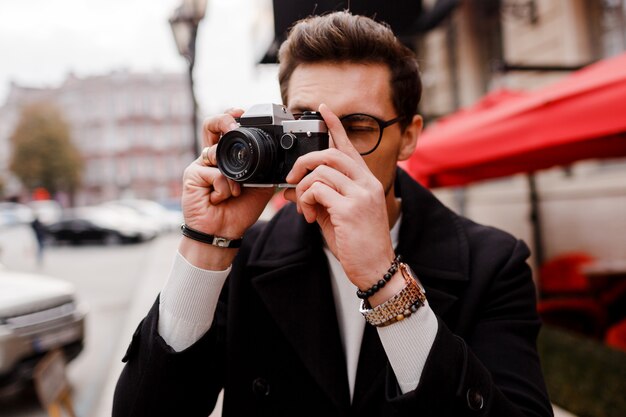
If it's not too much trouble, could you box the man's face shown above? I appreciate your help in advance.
[286,62,420,197]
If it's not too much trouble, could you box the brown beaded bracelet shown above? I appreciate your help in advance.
[360,262,427,327]
[356,254,402,299]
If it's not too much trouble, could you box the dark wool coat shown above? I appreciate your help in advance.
[113,169,553,417]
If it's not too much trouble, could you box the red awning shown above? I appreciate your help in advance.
[405,52,626,188]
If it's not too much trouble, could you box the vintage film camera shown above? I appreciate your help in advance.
[216,103,329,187]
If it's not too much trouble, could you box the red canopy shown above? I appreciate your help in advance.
[405,52,626,187]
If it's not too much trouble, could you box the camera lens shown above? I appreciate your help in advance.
[217,127,276,182]
[225,141,250,170]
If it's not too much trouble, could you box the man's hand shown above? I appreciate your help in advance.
[284,104,397,295]
[180,109,274,269]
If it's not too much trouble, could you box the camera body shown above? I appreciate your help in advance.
[216,103,329,187]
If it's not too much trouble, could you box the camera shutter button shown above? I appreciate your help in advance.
[280,133,296,150]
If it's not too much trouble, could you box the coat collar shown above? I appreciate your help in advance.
[247,168,469,410]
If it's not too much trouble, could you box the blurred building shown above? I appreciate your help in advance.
[419,0,625,116]
[0,70,194,205]
[416,0,626,267]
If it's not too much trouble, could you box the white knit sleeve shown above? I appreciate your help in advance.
[158,251,230,352]
[376,302,438,393]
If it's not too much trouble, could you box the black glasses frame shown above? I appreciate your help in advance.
[292,112,404,155]
[339,113,404,155]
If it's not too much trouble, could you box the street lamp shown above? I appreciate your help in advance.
[169,0,208,156]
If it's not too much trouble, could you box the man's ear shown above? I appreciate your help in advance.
[397,114,423,161]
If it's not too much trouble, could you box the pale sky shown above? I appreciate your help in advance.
[0,0,281,116]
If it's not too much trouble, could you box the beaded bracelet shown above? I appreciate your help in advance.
[359,262,427,327]
[356,254,402,299]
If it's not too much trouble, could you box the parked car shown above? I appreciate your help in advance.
[0,263,86,395]
[27,200,63,226]
[103,199,183,232]
[88,205,160,241]
[46,217,124,245]
[46,206,158,245]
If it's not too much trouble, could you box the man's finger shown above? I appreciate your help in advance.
[209,174,234,205]
[195,144,219,167]
[187,164,221,189]
[286,148,362,184]
[202,109,244,147]
[283,188,296,204]
[296,164,353,202]
[299,181,343,223]
[318,103,362,160]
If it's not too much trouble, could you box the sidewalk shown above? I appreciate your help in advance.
[93,233,577,417]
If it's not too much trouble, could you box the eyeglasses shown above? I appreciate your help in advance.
[294,112,403,155]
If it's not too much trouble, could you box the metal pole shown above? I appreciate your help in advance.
[188,23,199,156]
[527,173,545,269]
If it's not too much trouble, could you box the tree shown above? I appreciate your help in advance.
[9,103,83,202]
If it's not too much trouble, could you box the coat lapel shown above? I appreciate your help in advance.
[394,168,469,322]
[248,211,351,412]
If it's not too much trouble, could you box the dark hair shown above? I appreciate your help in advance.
[278,11,422,128]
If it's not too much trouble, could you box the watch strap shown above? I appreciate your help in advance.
[180,224,243,248]
[360,263,426,327]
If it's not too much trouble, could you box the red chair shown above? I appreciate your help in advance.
[605,318,626,352]
[539,252,595,296]
[598,279,626,324]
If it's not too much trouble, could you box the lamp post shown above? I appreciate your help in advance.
[169,0,208,156]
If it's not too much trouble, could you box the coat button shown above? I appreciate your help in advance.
[466,388,484,411]
[252,377,270,397]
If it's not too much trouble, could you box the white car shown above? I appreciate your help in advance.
[104,199,183,232]
[46,206,159,245]
[88,205,160,242]
[0,264,86,395]
[27,200,63,226]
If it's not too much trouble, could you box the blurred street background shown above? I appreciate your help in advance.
[1,1,625,417]
[0,231,177,417]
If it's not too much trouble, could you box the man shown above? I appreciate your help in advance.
[113,11,553,417]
